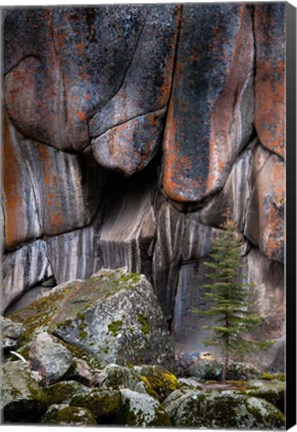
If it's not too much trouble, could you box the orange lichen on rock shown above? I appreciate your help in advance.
[254,3,285,159]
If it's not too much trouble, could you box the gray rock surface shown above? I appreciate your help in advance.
[2,240,53,312]
[29,332,73,385]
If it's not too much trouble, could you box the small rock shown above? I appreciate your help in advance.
[29,332,73,385]
[41,404,97,426]
[64,357,96,387]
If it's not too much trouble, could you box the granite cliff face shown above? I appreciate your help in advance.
[2,4,285,369]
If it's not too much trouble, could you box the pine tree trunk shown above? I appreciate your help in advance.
[221,352,229,382]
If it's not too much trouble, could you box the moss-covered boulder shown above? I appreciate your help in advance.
[1,360,47,423]
[227,361,262,381]
[41,404,97,425]
[134,365,179,401]
[120,388,172,426]
[10,268,175,370]
[96,363,179,401]
[188,359,222,381]
[29,332,73,385]
[246,380,285,413]
[163,389,285,429]
[44,380,90,406]
[70,388,122,424]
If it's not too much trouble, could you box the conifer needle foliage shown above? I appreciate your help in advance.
[193,220,263,382]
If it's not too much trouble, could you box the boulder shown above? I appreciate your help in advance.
[164,389,285,429]
[246,380,285,413]
[120,388,171,426]
[188,360,262,382]
[1,360,47,423]
[134,365,179,401]
[29,332,73,385]
[9,268,176,371]
[188,360,222,381]
[41,404,97,426]
[0,316,24,350]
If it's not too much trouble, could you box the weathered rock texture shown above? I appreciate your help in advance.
[3,4,285,370]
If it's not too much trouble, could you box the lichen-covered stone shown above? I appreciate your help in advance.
[120,388,171,426]
[1,360,47,423]
[188,360,262,382]
[4,5,178,159]
[41,404,97,425]
[9,269,176,371]
[29,332,73,385]
[70,388,122,424]
[246,380,285,413]
[188,360,222,381]
[0,316,24,350]
[50,269,176,369]
[44,380,90,406]
[164,389,285,429]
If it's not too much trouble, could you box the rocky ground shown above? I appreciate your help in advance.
[1,269,285,428]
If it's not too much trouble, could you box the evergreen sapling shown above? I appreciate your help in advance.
[193,219,264,382]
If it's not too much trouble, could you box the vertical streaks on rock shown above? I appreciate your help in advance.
[254,3,285,159]
[244,145,284,262]
[162,4,254,203]
[198,141,255,231]
[152,203,184,322]
[97,167,157,275]
[20,139,102,236]
[46,226,100,285]
[2,240,53,312]
[3,114,42,250]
